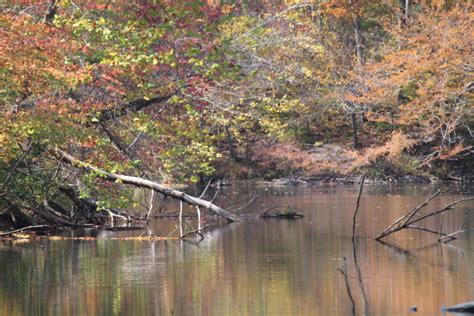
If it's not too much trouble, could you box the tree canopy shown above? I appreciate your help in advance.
[0,0,472,227]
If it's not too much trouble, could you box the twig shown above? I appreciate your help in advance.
[181,224,210,241]
[438,224,469,243]
[406,225,453,238]
[231,196,257,213]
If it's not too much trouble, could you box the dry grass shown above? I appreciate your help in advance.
[250,141,357,177]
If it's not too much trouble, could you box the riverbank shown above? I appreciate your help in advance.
[212,141,474,185]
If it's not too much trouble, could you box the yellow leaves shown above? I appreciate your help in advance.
[218,15,258,39]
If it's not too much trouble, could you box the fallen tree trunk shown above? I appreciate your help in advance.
[52,148,241,222]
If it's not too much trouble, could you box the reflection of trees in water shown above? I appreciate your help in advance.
[0,185,472,315]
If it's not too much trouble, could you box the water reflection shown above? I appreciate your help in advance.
[0,184,473,315]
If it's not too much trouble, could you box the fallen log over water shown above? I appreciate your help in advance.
[52,148,241,223]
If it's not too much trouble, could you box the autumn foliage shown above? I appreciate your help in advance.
[0,1,472,226]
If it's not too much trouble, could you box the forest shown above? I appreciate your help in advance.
[0,0,472,228]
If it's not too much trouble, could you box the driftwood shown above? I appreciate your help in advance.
[375,190,474,241]
[52,148,241,222]
[260,206,304,219]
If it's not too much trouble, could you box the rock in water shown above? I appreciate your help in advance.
[443,302,474,313]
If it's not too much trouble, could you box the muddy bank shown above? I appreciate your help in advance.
[256,173,474,186]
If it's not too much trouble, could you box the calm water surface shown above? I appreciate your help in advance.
[0,183,473,315]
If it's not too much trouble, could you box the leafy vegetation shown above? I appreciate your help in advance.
[0,1,472,226]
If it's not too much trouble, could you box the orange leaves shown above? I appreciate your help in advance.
[0,12,88,104]
[354,5,473,160]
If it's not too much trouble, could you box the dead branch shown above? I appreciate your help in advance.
[376,191,474,241]
[52,148,241,222]
[0,225,50,237]
[376,190,441,240]
[352,174,366,243]
[438,224,470,243]
[405,225,452,237]
[408,196,474,225]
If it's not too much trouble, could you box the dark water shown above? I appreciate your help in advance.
[1,183,473,315]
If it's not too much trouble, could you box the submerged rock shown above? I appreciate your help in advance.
[443,302,474,314]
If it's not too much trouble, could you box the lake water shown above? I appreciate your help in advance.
[0,183,473,315]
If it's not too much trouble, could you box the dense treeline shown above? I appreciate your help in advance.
[0,1,472,227]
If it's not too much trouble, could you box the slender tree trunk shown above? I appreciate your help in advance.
[349,2,364,150]
[352,15,364,66]
[351,112,361,150]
